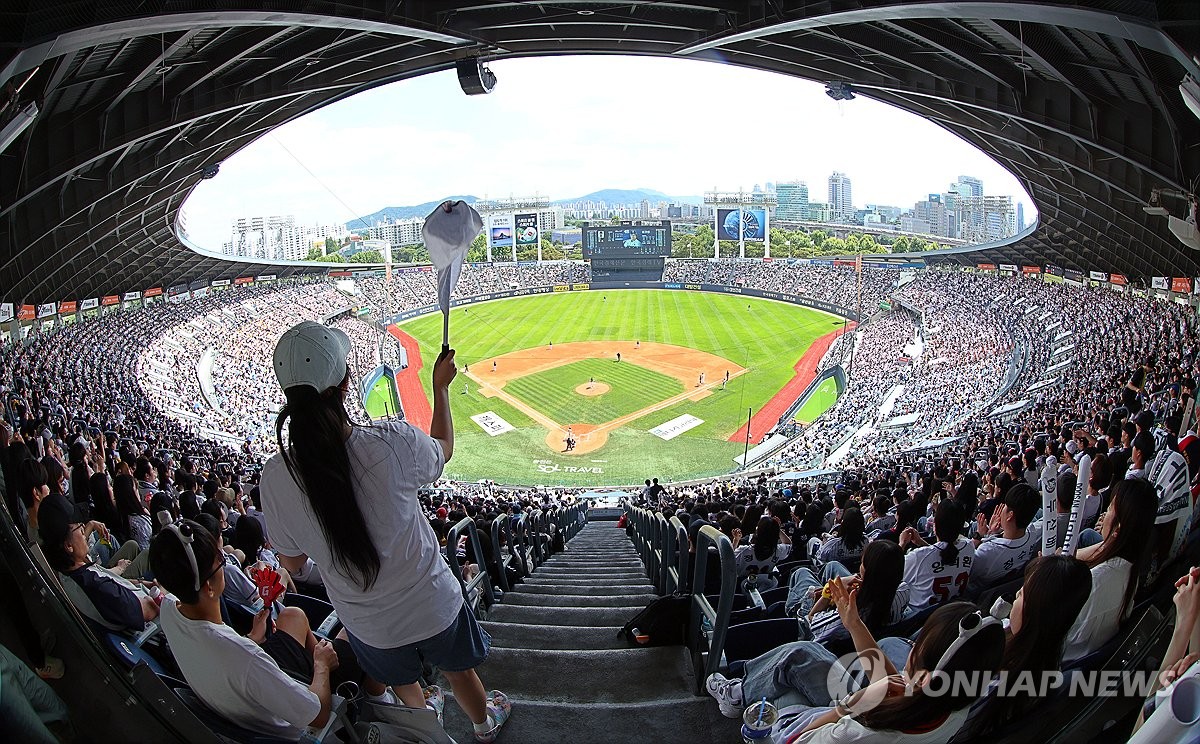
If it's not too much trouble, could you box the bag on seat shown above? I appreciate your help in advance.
[354,700,456,744]
[618,593,691,647]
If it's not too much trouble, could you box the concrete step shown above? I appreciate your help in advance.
[480,622,627,651]
[459,647,692,705]
[510,582,655,596]
[521,576,652,589]
[531,567,644,578]
[502,591,657,608]
[542,558,644,568]
[486,604,644,627]
[439,695,740,744]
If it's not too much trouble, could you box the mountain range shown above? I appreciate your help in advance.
[345,188,702,229]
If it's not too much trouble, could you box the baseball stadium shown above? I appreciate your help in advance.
[2,4,1200,744]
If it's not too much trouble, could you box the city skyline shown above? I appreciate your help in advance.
[183,55,1035,249]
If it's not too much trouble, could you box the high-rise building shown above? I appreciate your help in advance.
[1016,202,1025,230]
[775,180,810,221]
[905,194,949,237]
[957,195,1016,243]
[828,172,853,222]
[954,175,984,198]
[807,201,833,222]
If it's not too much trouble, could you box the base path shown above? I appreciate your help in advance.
[728,324,855,444]
[386,326,433,432]
[466,340,746,456]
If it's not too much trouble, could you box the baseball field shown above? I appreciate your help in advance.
[392,289,844,486]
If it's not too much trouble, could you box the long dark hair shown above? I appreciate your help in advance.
[971,555,1092,734]
[857,540,904,631]
[933,499,966,567]
[275,377,380,590]
[148,519,220,605]
[113,474,145,540]
[857,602,1005,732]
[955,472,980,515]
[231,515,267,570]
[839,506,866,551]
[1087,478,1156,620]
[751,516,780,562]
[740,502,765,536]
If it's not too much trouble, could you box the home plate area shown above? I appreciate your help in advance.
[463,340,745,455]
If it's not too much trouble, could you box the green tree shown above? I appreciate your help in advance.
[467,233,487,263]
[353,250,383,263]
[542,241,565,260]
[811,230,827,248]
[325,236,339,254]
[892,236,911,253]
[305,246,323,261]
[314,253,345,263]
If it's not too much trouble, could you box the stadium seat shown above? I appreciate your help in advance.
[723,619,804,664]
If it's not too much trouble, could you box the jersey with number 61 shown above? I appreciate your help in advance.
[903,536,976,611]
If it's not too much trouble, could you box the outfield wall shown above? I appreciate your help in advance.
[387,281,860,325]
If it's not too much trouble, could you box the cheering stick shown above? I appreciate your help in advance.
[1061,454,1091,557]
[1039,455,1058,556]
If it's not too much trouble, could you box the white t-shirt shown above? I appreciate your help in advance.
[903,537,975,610]
[159,601,319,739]
[261,421,462,648]
[788,704,970,743]
[1063,557,1133,663]
[968,530,1038,592]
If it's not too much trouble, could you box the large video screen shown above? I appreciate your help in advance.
[582,221,672,258]
[716,208,767,241]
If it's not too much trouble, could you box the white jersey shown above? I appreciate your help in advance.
[903,536,975,610]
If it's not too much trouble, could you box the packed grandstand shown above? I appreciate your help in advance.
[5,258,1199,743]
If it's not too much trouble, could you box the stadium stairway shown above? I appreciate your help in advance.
[441,521,739,743]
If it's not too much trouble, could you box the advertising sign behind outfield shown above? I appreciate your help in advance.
[470,412,514,437]
[649,414,704,441]
[0,303,13,323]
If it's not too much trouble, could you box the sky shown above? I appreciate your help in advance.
[183,55,1034,248]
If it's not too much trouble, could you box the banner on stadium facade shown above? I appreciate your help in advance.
[192,287,209,299]
[1064,269,1083,283]
[144,287,163,298]
[1172,277,1192,293]
[122,291,141,301]
[326,271,351,278]
[977,263,996,270]
[80,298,99,311]
[553,285,569,292]
[102,295,119,306]
[234,276,254,285]
[36,303,56,318]
[1022,265,1040,274]
[1151,276,1170,290]
[0,303,13,323]
[256,274,277,282]
[18,305,35,320]
[572,283,590,291]
[167,291,190,304]
[1045,264,1064,277]
[514,213,540,249]
[716,208,768,242]
[487,214,514,249]
[58,301,77,314]
[999,264,1018,272]
[168,284,188,296]
[1110,274,1128,286]
[211,279,232,287]
[1089,271,1109,282]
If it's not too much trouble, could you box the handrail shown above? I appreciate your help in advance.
[666,516,689,595]
[512,512,531,576]
[490,516,514,594]
[689,525,736,695]
[446,517,495,615]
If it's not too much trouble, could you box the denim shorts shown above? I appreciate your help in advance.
[346,601,491,685]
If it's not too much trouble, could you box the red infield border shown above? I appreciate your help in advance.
[728,323,856,444]
[386,326,433,432]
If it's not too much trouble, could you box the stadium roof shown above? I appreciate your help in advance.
[2,1,1198,302]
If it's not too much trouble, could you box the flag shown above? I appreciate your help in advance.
[423,201,483,344]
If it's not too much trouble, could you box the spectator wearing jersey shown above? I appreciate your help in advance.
[901,500,974,611]
[817,507,868,565]
[1125,432,1155,480]
[968,483,1040,594]
[785,540,909,644]
[876,501,920,545]
[733,516,791,590]
[1063,478,1157,663]
[866,495,895,534]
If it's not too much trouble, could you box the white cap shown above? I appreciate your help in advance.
[273,321,351,392]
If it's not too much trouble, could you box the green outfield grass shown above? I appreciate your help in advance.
[505,359,684,425]
[400,289,836,485]
[363,374,400,419]
[794,377,840,424]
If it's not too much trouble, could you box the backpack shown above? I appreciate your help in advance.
[618,593,691,647]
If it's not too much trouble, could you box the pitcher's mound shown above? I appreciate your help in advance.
[575,382,610,397]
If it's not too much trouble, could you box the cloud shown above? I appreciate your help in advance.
[184,55,1034,247]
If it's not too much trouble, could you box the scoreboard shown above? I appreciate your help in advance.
[582,221,672,258]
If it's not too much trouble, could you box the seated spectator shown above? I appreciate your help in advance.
[901,500,974,611]
[1063,478,1157,663]
[38,493,158,632]
[148,520,339,738]
[706,600,1005,742]
[785,540,908,644]
[114,474,152,551]
[968,483,1040,594]
[817,506,868,565]
[733,516,791,590]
